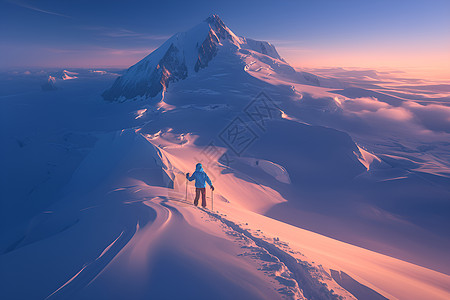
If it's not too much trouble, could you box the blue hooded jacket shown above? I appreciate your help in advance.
[188,163,212,188]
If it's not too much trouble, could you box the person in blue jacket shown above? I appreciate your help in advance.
[186,163,214,208]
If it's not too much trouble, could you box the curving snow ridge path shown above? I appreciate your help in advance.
[51,196,287,300]
[1,130,449,300]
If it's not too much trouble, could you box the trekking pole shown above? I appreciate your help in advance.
[212,188,214,212]
[185,176,188,203]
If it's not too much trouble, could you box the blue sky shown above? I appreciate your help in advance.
[1,0,449,78]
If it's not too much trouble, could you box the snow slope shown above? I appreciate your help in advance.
[2,127,448,299]
[1,15,450,300]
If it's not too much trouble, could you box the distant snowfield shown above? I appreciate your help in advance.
[1,17,450,300]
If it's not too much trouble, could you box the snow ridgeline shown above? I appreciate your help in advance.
[0,130,326,299]
[46,130,384,299]
[2,118,449,299]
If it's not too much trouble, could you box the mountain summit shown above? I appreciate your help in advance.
[102,15,290,101]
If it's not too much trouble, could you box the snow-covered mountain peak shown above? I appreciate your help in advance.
[205,14,224,26]
[204,14,241,44]
[102,15,313,102]
[62,69,78,80]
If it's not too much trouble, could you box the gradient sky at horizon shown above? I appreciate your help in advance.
[1,0,449,79]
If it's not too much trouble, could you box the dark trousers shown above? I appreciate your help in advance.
[194,188,206,207]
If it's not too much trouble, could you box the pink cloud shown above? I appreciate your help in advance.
[406,102,450,133]
[343,97,389,112]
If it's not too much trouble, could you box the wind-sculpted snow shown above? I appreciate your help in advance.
[0,126,304,299]
[241,38,282,61]
[203,209,344,300]
[71,197,292,300]
[65,130,175,195]
[330,270,388,300]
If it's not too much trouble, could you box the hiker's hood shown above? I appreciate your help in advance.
[196,163,204,172]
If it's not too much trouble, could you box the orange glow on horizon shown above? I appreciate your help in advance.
[278,46,450,81]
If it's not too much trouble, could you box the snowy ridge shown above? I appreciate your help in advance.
[62,70,78,80]
[241,37,283,61]
[201,209,351,300]
[3,128,445,299]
